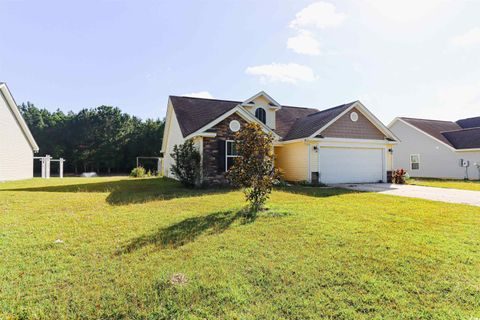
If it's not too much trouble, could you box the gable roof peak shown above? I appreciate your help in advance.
[0,83,39,152]
[241,91,281,109]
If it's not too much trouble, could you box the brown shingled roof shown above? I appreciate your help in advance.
[170,96,366,141]
[399,117,462,147]
[283,102,357,141]
[275,105,319,138]
[170,96,239,137]
[170,95,324,139]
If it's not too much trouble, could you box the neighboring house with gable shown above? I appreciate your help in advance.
[0,83,39,181]
[161,91,398,185]
[388,117,480,180]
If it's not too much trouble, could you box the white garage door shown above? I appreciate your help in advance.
[319,147,384,184]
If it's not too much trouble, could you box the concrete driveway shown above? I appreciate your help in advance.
[336,183,480,207]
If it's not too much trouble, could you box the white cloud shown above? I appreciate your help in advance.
[181,91,214,99]
[451,27,480,47]
[245,63,317,84]
[289,1,347,29]
[287,31,321,55]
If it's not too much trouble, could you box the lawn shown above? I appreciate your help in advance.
[408,177,480,191]
[1,177,479,319]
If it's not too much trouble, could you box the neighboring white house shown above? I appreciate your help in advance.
[0,83,39,181]
[389,117,480,180]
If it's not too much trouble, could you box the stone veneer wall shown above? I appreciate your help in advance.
[202,113,248,184]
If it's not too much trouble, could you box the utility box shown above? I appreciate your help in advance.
[460,159,470,167]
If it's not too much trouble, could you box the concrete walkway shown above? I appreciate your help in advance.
[336,183,480,207]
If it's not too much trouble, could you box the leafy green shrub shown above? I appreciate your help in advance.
[226,122,278,215]
[130,166,146,178]
[170,139,201,188]
[392,169,407,184]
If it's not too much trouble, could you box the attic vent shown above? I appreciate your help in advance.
[268,103,276,106]
[248,101,255,104]
[350,112,359,122]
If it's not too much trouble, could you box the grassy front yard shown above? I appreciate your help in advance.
[1,177,479,319]
[408,177,480,191]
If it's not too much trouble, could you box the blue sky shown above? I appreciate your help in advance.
[1,0,479,123]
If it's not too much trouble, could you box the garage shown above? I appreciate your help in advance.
[319,147,385,184]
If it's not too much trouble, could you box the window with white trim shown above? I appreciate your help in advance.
[410,154,420,170]
[226,140,239,171]
[255,108,266,124]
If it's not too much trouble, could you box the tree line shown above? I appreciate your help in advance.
[19,102,165,175]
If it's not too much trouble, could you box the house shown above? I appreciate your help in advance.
[161,91,398,184]
[388,117,480,180]
[0,83,39,181]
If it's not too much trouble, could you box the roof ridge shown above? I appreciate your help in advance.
[170,95,359,114]
[442,126,480,133]
[456,116,480,121]
[281,105,318,111]
[170,95,241,104]
[306,101,356,117]
[400,117,456,123]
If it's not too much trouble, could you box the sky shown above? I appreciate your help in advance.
[1,0,480,123]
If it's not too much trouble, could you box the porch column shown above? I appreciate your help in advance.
[59,158,64,178]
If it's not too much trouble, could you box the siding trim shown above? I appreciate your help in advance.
[0,84,39,152]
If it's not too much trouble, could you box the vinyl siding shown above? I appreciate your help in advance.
[390,120,480,180]
[386,144,394,171]
[162,100,186,179]
[243,96,276,130]
[0,91,34,181]
[274,142,308,181]
[322,107,385,140]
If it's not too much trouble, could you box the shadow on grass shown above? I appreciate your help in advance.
[0,177,232,206]
[276,185,357,198]
[116,209,247,254]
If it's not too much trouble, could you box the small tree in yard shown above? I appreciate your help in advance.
[170,139,201,188]
[227,122,277,215]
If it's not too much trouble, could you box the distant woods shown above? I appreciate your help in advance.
[19,102,165,174]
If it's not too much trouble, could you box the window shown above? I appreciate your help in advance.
[255,108,266,124]
[226,140,239,171]
[410,154,420,170]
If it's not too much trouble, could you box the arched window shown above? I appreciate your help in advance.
[255,108,266,124]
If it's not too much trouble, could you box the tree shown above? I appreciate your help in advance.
[170,139,201,188]
[227,122,277,215]
[19,102,165,174]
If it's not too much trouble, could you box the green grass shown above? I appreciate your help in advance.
[408,177,480,191]
[1,177,479,319]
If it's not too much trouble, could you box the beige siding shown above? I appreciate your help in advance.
[275,142,308,181]
[243,95,276,130]
[386,144,394,171]
[322,107,385,140]
[162,101,187,179]
[309,143,319,175]
[0,91,34,181]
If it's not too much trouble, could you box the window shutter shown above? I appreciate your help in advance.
[217,139,226,173]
